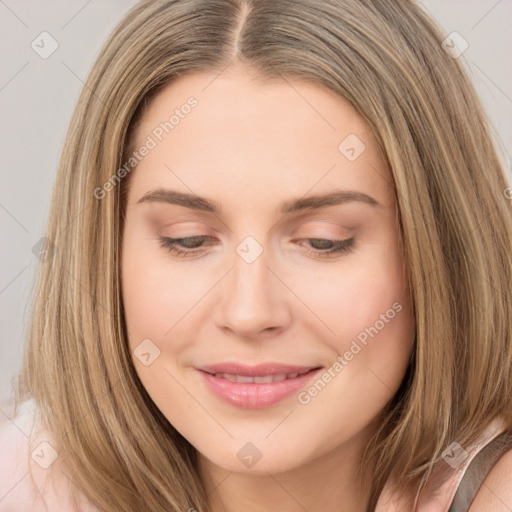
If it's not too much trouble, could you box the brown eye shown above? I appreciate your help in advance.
[297,237,355,257]
[159,236,216,257]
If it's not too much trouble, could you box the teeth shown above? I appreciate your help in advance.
[253,375,273,383]
[217,373,237,382]
[213,371,308,383]
[235,375,255,383]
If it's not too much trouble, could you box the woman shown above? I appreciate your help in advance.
[1,0,511,510]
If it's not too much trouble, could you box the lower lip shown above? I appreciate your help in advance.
[198,368,321,409]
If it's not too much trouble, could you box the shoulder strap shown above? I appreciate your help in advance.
[449,430,512,511]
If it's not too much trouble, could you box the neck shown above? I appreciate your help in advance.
[197,426,374,512]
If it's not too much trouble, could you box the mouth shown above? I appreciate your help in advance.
[203,367,314,383]
[196,363,323,409]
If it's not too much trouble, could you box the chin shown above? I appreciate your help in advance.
[199,440,316,475]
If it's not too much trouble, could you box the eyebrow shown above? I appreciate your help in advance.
[136,188,381,213]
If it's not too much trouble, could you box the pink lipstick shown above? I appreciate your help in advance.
[197,362,322,409]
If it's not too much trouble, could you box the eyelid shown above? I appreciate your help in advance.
[158,234,356,259]
[155,220,214,233]
[291,219,353,235]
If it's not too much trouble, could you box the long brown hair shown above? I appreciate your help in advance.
[19,0,512,510]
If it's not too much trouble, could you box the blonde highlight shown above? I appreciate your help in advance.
[19,0,512,510]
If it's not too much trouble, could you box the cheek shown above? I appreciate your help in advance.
[293,239,414,393]
[121,235,205,345]
[121,237,201,411]
[295,244,409,343]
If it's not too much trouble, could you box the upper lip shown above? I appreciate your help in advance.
[197,363,321,377]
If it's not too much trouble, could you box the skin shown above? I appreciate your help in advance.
[469,448,512,511]
[121,63,415,511]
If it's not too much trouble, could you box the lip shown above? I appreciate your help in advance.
[196,363,322,409]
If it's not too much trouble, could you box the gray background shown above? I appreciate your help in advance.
[1,0,511,407]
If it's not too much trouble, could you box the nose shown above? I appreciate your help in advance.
[214,242,292,339]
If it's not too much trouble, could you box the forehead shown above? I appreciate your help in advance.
[135,67,371,148]
[129,67,393,209]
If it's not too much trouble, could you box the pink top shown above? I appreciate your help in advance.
[0,400,99,512]
[0,400,509,511]
[375,415,509,511]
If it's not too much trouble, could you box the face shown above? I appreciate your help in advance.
[121,64,414,477]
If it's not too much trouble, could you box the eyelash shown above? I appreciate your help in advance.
[158,235,355,259]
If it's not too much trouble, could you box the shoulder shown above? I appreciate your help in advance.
[0,399,95,512]
[468,445,512,511]
[0,399,38,508]
[376,419,512,512]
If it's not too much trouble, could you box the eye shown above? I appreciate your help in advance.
[158,235,355,259]
[159,235,216,257]
[295,237,355,258]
